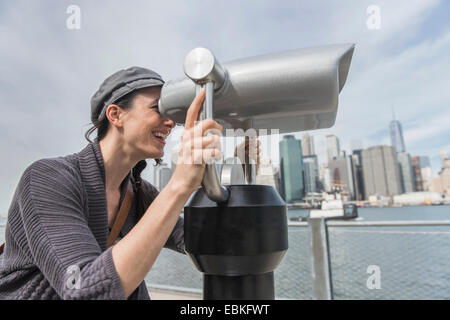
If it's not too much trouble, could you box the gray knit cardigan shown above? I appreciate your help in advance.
[0,141,185,300]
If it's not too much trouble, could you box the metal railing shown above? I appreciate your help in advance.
[145,219,450,300]
[305,219,450,300]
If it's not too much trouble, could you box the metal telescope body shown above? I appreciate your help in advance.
[159,43,355,134]
[158,44,354,300]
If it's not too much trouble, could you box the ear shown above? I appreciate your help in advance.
[105,104,125,128]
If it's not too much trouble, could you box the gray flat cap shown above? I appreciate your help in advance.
[90,66,165,123]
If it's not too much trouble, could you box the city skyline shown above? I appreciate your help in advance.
[278,117,448,178]
[276,124,448,203]
[274,110,449,202]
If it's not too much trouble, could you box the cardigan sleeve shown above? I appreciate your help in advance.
[17,159,126,300]
[140,179,185,254]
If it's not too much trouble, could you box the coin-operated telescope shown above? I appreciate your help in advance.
[159,43,354,300]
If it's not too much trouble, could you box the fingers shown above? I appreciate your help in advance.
[202,148,223,164]
[196,118,223,136]
[184,90,206,129]
[182,118,223,142]
[179,134,222,165]
[180,100,224,166]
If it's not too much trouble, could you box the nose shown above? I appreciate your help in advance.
[163,116,175,129]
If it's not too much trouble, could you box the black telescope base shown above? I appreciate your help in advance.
[203,272,274,300]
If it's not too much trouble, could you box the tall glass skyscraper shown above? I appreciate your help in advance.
[279,135,304,202]
[301,132,315,156]
[326,134,341,162]
[303,155,319,194]
[397,152,416,193]
[389,120,406,153]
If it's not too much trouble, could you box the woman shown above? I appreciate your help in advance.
[0,66,228,299]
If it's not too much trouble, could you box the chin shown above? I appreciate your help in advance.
[145,148,164,159]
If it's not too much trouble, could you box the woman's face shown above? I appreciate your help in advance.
[119,86,175,160]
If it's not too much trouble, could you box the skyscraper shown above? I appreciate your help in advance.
[329,155,356,199]
[326,135,340,162]
[430,154,450,193]
[439,156,450,193]
[279,135,304,202]
[301,132,315,156]
[411,156,424,191]
[397,152,416,193]
[303,155,319,194]
[389,119,406,153]
[362,145,402,198]
[319,164,331,192]
[352,149,365,200]
[419,156,433,191]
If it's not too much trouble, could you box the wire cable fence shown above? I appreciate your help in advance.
[145,220,450,300]
[327,223,450,300]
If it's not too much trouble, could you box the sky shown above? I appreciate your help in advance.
[0,0,449,215]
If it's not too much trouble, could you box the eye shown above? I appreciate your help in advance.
[150,105,160,114]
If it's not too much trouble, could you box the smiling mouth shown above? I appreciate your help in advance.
[152,131,168,145]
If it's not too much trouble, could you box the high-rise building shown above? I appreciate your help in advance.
[440,158,450,193]
[303,155,319,194]
[397,152,416,193]
[389,119,406,153]
[301,132,315,156]
[279,135,304,202]
[419,156,433,191]
[329,155,356,199]
[362,145,402,198]
[352,149,365,200]
[431,154,450,193]
[411,156,424,192]
[154,162,172,192]
[326,135,340,162]
[319,164,331,192]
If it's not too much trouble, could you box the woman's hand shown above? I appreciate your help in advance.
[170,90,223,194]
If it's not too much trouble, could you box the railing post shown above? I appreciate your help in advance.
[308,217,333,300]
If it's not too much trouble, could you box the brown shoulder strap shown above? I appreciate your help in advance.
[0,242,4,255]
[107,182,134,248]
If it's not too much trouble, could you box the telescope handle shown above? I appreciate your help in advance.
[196,83,229,203]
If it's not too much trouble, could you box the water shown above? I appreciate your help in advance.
[1,206,449,299]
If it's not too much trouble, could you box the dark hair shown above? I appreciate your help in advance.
[84,88,162,220]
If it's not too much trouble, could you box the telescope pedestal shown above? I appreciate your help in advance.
[184,185,288,300]
[204,272,274,300]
